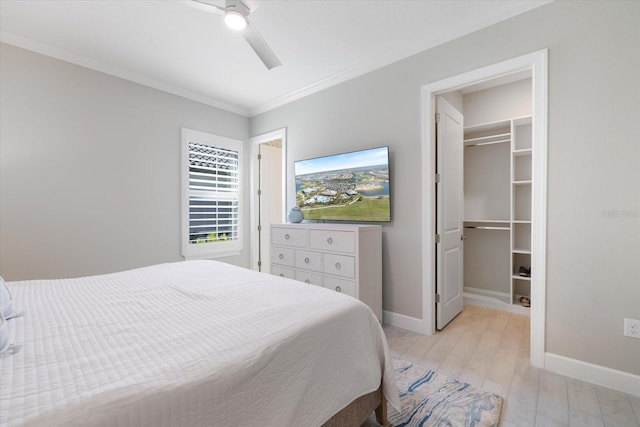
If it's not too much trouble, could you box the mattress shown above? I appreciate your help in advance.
[0,260,399,426]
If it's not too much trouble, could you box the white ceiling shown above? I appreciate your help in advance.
[0,0,550,117]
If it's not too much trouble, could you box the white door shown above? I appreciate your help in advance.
[436,96,464,330]
[257,143,283,273]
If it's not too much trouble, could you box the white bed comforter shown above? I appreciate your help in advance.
[0,260,399,426]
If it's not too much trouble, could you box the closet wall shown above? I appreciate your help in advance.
[462,78,532,311]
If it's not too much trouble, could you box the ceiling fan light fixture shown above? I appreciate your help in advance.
[225,10,247,31]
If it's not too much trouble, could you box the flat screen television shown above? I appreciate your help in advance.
[294,146,391,222]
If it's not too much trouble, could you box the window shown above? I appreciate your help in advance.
[182,128,242,259]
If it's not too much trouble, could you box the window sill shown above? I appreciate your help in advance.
[183,250,242,261]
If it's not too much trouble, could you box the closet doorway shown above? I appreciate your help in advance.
[423,50,548,368]
[249,128,287,273]
[436,74,533,331]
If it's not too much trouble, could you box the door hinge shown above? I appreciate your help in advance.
[435,113,441,123]
[257,224,262,232]
[435,234,441,244]
[257,154,262,160]
[257,260,262,267]
[435,173,441,183]
[257,189,262,196]
[435,294,441,303]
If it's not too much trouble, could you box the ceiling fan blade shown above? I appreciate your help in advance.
[243,20,281,70]
[189,0,224,15]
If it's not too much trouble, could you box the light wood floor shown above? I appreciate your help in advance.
[381,304,640,427]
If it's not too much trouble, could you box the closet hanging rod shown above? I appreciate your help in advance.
[463,132,510,144]
[464,138,511,147]
[464,226,510,230]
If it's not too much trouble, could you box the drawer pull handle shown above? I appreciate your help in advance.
[304,257,310,264]
[279,254,284,259]
[327,237,333,244]
[279,273,284,277]
[285,234,290,240]
[335,286,341,292]
[305,279,311,284]
[335,262,341,270]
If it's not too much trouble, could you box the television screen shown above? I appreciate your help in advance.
[294,146,390,222]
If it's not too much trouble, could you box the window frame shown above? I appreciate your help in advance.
[181,128,243,259]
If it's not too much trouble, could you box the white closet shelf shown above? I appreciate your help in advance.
[463,219,510,223]
[513,294,532,309]
[465,226,510,230]
[463,132,511,147]
[512,248,532,254]
[513,148,532,157]
[464,119,511,133]
[513,180,532,185]
[464,139,510,147]
[512,220,532,224]
[512,275,531,281]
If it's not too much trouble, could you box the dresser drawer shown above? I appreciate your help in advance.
[295,250,322,272]
[324,276,356,298]
[295,271,323,287]
[323,254,355,278]
[271,266,295,280]
[272,227,307,248]
[309,230,355,253]
[271,246,295,267]
[270,223,382,322]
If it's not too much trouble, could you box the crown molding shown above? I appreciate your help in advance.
[0,31,250,117]
[2,1,548,119]
[249,40,435,117]
[248,3,549,117]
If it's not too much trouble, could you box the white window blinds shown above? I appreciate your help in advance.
[188,142,239,243]
[182,129,242,258]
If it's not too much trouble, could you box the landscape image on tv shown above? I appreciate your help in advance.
[294,146,390,222]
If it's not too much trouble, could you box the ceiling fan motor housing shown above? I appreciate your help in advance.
[226,0,250,17]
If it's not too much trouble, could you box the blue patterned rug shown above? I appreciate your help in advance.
[386,358,503,427]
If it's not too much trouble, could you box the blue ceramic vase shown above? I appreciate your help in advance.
[288,207,303,223]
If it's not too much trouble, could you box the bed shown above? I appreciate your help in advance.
[0,260,400,426]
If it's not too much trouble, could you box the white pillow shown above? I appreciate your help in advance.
[0,312,9,353]
[0,276,15,320]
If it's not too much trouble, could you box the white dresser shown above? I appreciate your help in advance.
[270,223,382,321]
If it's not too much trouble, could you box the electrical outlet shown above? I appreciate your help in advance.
[624,318,640,339]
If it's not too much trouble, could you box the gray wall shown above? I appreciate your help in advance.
[0,43,250,280]
[463,78,531,127]
[251,1,640,375]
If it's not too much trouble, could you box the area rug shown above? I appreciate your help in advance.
[386,358,503,427]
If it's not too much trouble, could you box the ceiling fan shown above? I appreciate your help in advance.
[192,0,282,70]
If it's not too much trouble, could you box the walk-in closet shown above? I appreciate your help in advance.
[445,75,534,315]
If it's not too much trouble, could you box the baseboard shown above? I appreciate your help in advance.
[463,289,530,315]
[464,286,511,302]
[382,310,428,335]
[545,353,640,397]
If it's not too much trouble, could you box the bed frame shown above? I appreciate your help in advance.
[322,385,389,427]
